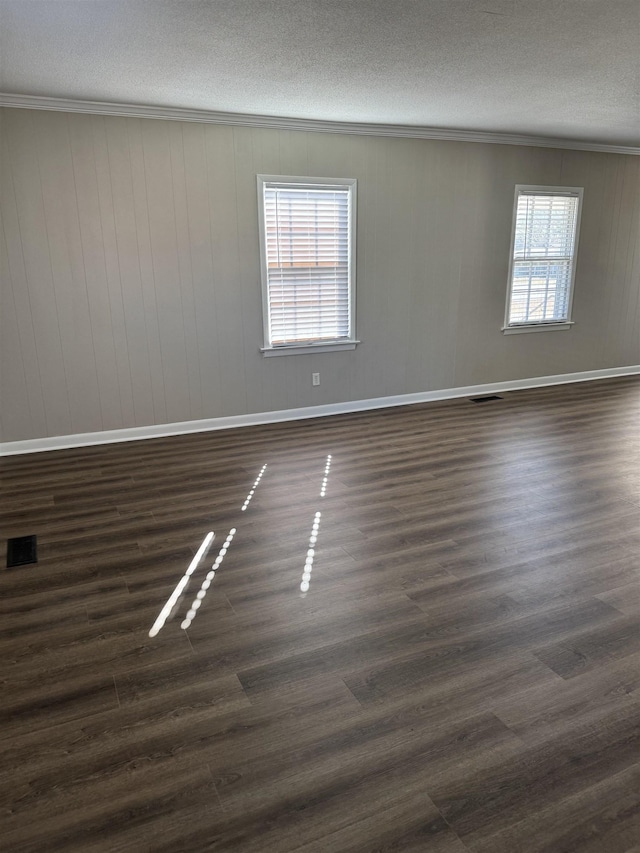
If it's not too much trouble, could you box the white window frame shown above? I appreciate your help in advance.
[503,185,583,335]
[257,175,358,356]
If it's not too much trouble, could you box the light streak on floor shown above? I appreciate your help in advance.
[148,531,214,637]
[301,457,332,594]
[181,528,236,630]
[300,511,321,594]
[320,454,332,497]
[242,464,267,511]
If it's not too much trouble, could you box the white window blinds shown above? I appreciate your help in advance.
[260,180,354,347]
[507,190,581,326]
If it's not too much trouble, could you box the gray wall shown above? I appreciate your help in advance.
[1,108,639,442]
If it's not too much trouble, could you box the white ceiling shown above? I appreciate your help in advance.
[1,0,639,147]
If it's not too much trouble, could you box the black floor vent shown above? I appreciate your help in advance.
[469,395,504,403]
[6,535,38,568]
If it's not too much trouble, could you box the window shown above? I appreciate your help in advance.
[257,175,357,355]
[504,186,583,334]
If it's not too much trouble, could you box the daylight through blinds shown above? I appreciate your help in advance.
[264,184,351,345]
[509,192,580,325]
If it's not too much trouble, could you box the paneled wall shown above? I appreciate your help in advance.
[1,108,639,442]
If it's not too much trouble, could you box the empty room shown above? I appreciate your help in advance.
[1,1,639,851]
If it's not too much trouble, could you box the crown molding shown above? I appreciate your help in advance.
[1,93,638,155]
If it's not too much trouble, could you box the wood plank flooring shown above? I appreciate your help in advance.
[1,376,639,852]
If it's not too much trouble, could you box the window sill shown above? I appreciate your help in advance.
[261,340,360,357]
[502,322,574,335]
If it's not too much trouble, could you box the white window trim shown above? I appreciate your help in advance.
[502,321,574,335]
[260,340,360,357]
[503,185,583,334]
[257,174,358,356]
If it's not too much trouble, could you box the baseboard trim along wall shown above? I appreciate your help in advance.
[2,364,639,456]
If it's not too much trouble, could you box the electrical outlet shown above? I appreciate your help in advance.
[312,372,320,386]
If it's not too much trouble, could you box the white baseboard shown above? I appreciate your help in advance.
[2,364,639,456]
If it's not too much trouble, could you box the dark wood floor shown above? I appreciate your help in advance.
[1,376,640,852]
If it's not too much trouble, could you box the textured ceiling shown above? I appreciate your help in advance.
[0,0,639,146]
